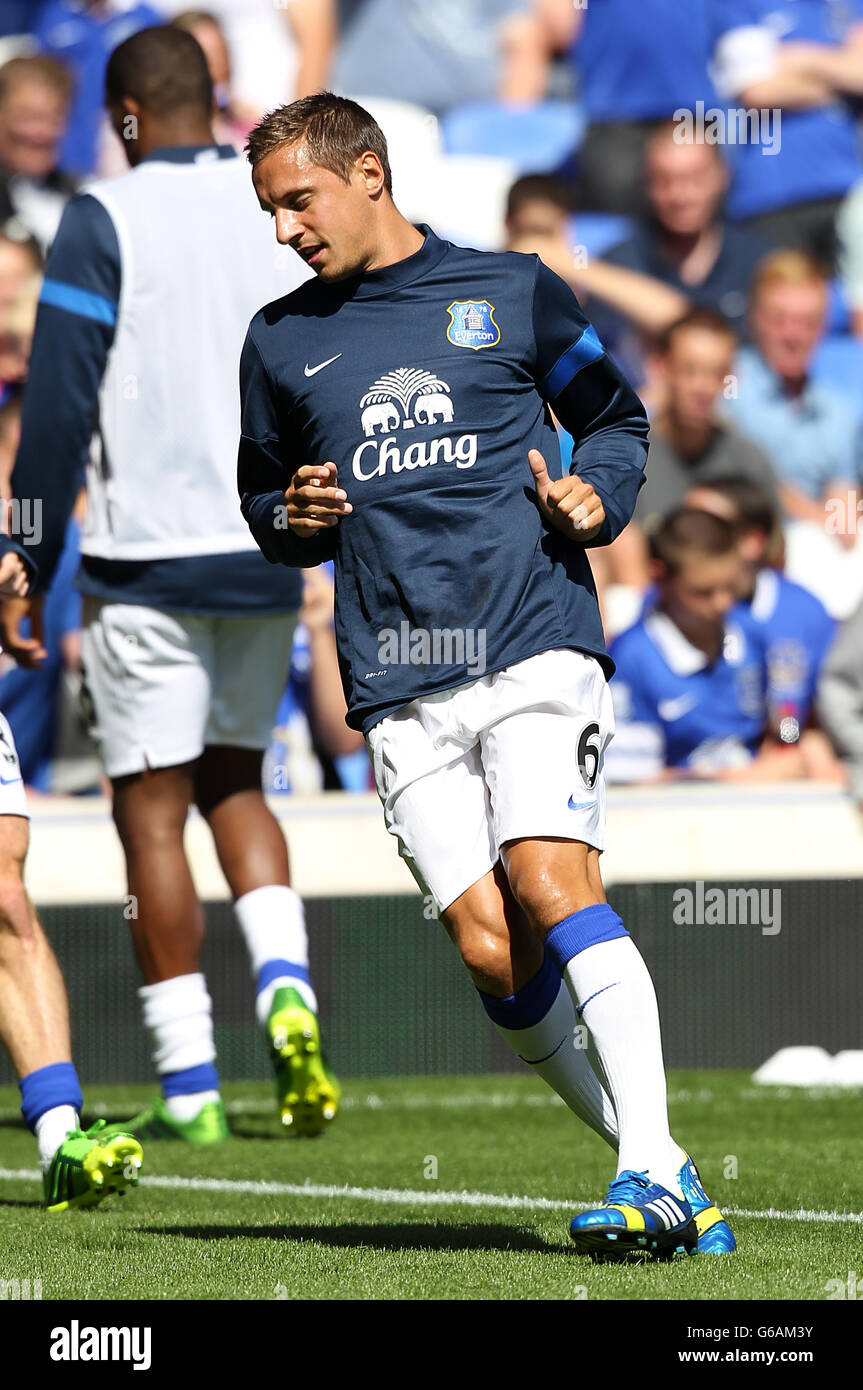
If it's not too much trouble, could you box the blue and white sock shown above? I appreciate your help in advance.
[545,903,681,1197]
[138,973,220,1122]
[233,884,318,1022]
[20,1061,84,1168]
[478,954,619,1147]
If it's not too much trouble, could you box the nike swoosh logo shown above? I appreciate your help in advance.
[304,353,342,377]
[567,796,597,811]
[658,694,698,721]
[0,775,22,785]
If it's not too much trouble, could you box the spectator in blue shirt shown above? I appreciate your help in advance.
[725,250,861,532]
[35,0,163,178]
[0,2,49,34]
[683,475,839,759]
[601,125,772,346]
[561,0,719,215]
[608,508,772,781]
[710,0,863,267]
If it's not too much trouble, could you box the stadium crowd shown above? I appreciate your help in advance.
[0,0,861,796]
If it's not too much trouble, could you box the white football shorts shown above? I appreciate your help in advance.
[0,711,28,818]
[366,648,614,913]
[80,599,296,779]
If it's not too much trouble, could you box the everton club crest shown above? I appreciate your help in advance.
[446,300,500,351]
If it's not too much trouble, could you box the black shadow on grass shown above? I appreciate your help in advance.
[142,1222,573,1255]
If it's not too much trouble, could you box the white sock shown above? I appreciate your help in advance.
[561,936,682,1196]
[138,972,218,1087]
[35,1105,79,1170]
[493,980,619,1148]
[233,885,318,1019]
[164,1090,220,1123]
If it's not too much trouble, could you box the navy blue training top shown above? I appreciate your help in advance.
[239,228,649,734]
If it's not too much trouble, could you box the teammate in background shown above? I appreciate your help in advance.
[683,475,842,779]
[0,540,142,1209]
[239,94,734,1259]
[3,28,338,1143]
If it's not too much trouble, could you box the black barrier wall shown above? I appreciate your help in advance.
[2,880,860,1084]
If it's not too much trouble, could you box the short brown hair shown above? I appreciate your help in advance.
[246,92,393,195]
[505,173,573,221]
[0,55,73,108]
[651,507,738,574]
[658,306,737,356]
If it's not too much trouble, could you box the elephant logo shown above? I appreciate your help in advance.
[413,392,454,425]
[360,367,454,433]
[360,400,400,436]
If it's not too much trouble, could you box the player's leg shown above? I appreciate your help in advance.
[81,601,226,1142]
[195,742,338,1133]
[503,835,680,1186]
[0,721,141,1207]
[367,694,619,1143]
[199,614,336,1134]
[441,859,619,1147]
[111,762,226,1140]
[484,650,734,1256]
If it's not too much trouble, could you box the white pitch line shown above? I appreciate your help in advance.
[0,1165,861,1226]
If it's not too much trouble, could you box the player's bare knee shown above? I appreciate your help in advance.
[456,922,511,981]
[112,802,187,856]
[506,859,572,931]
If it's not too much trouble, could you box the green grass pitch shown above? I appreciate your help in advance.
[1,1071,861,1301]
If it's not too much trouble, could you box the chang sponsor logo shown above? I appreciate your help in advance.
[351,367,477,480]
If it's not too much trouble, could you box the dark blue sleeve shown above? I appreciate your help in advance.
[238,328,338,569]
[529,260,649,547]
[11,193,119,592]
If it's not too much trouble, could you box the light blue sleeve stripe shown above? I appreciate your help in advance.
[542,325,604,399]
[39,278,117,327]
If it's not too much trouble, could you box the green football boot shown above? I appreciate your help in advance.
[44,1119,143,1212]
[101,1094,229,1144]
[266,986,340,1136]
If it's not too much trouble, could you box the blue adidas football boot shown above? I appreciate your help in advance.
[569,1169,698,1260]
[678,1153,737,1254]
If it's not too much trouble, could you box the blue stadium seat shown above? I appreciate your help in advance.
[811,333,863,419]
[440,100,584,175]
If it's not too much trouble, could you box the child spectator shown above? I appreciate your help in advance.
[683,475,839,772]
[609,508,778,782]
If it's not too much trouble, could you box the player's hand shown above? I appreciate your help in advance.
[0,594,47,668]
[285,461,352,539]
[528,449,606,543]
[0,550,30,598]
